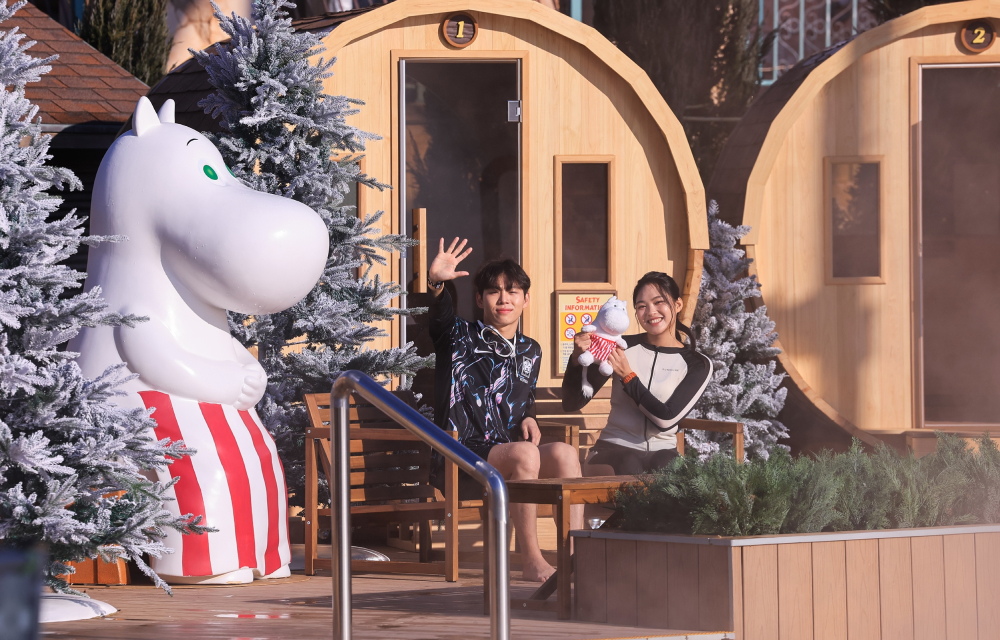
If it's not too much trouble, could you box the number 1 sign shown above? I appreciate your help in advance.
[442,12,478,49]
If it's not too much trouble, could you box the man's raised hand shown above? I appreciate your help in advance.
[429,237,473,284]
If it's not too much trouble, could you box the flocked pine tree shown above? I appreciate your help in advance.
[0,0,203,591]
[687,201,788,459]
[193,0,430,506]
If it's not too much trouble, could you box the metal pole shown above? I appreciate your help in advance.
[486,478,509,640]
[397,59,407,387]
[772,0,779,82]
[798,0,805,61]
[825,0,831,47]
[570,0,582,21]
[331,388,352,640]
[330,371,510,640]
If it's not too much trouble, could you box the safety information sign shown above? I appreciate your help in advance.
[554,291,616,376]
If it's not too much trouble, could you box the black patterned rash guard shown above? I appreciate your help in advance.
[429,289,541,460]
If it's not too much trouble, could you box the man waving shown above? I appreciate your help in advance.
[427,238,582,582]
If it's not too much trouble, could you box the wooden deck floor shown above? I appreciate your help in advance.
[41,520,727,640]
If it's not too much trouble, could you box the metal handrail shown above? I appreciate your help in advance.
[330,370,510,640]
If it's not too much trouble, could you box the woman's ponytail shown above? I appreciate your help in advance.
[676,321,696,352]
[632,271,696,351]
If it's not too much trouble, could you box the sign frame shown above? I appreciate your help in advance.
[552,290,617,378]
[441,12,479,49]
[960,19,997,54]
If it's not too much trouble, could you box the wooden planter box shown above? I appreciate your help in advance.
[572,523,1000,639]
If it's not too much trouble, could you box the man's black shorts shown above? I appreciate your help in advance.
[429,442,498,501]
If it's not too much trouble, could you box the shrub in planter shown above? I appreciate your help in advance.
[611,433,1000,536]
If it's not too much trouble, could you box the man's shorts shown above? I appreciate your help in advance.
[429,442,498,501]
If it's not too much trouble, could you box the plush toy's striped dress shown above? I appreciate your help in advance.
[587,334,618,362]
[140,391,290,578]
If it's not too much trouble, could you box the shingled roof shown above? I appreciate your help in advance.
[16,2,148,127]
[141,7,378,135]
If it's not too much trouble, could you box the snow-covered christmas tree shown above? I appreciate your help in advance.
[0,0,202,591]
[193,0,430,505]
[687,201,788,459]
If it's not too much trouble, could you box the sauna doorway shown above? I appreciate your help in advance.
[919,64,1000,427]
[398,59,522,391]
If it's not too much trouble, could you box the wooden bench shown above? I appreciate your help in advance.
[536,385,745,464]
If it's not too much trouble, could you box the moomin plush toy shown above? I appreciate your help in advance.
[578,296,630,398]
[70,97,329,585]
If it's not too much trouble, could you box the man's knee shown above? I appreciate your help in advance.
[499,442,541,478]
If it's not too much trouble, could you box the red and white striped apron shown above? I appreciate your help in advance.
[588,334,618,362]
[139,391,290,578]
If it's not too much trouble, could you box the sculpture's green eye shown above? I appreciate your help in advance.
[203,165,218,180]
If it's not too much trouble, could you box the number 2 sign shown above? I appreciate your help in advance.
[961,20,996,54]
[443,12,478,49]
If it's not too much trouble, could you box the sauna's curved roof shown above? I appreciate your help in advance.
[707,41,849,229]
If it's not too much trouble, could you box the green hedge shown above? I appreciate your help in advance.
[610,434,1000,536]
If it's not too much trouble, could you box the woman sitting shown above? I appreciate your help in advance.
[562,271,712,475]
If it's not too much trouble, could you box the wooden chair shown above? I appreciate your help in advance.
[305,391,511,582]
[305,391,462,580]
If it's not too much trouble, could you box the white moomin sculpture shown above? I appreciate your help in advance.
[70,97,329,584]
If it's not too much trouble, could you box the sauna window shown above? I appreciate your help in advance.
[339,160,361,278]
[343,179,358,213]
[333,155,362,214]
[557,158,613,285]
[827,159,882,282]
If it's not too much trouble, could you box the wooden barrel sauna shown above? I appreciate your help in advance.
[710,0,1000,453]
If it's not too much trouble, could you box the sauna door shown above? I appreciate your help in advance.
[398,60,521,390]
[919,64,1000,427]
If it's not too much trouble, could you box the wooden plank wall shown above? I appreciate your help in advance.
[753,21,990,432]
[737,531,1000,639]
[574,537,733,632]
[577,531,1000,638]
[321,10,690,388]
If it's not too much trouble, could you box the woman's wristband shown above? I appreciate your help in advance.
[621,372,637,385]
